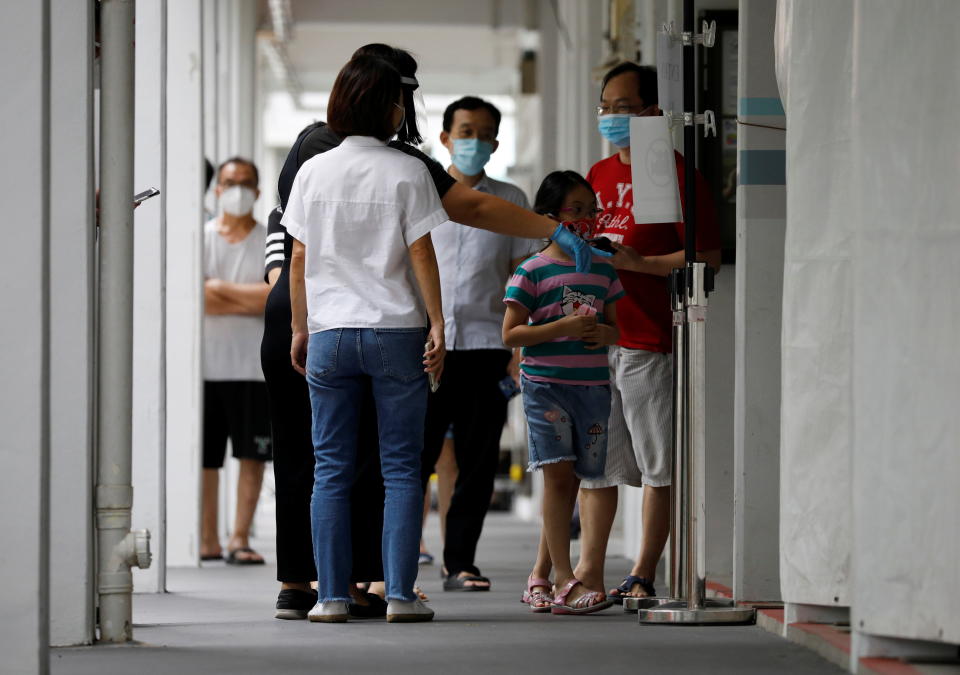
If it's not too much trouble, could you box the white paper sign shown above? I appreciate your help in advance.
[630,116,681,224]
[657,31,683,114]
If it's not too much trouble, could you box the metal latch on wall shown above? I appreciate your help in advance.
[665,110,717,137]
[660,19,717,48]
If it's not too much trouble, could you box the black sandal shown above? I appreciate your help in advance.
[442,572,491,592]
[609,575,656,604]
[225,547,265,566]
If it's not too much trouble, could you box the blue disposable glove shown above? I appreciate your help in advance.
[550,223,612,273]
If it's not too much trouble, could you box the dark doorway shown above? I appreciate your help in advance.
[698,9,738,264]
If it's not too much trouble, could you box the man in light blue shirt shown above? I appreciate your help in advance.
[423,96,539,592]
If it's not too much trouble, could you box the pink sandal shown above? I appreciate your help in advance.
[551,579,613,615]
[521,576,554,613]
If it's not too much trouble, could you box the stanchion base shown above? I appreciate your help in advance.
[622,596,674,613]
[625,595,736,612]
[638,599,756,625]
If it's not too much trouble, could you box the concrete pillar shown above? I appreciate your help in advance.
[165,0,206,567]
[215,0,257,160]
[552,0,604,174]
[49,0,96,644]
[202,0,219,217]
[732,0,784,602]
[132,0,168,593]
[215,0,233,163]
[229,0,257,159]
[537,0,559,175]
[0,0,51,671]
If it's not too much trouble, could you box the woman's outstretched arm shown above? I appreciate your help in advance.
[441,183,609,273]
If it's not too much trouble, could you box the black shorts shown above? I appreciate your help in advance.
[203,381,273,469]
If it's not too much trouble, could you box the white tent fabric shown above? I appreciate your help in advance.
[848,1,960,644]
[775,0,854,608]
[777,0,960,643]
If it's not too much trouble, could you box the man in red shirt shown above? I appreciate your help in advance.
[576,63,721,602]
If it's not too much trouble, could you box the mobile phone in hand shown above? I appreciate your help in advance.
[587,236,616,254]
[425,338,440,393]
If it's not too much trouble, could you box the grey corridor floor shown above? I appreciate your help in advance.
[53,513,842,675]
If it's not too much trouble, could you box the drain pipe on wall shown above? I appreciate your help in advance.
[97,0,151,643]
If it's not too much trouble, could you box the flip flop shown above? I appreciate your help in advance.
[442,572,491,592]
[418,552,434,566]
[200,553,223,561]
[608,575,656,604]
[225,547,265,566]
[521,576,554,613]
[551,579,613,615]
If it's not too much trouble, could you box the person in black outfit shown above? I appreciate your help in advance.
[262,44,607,621]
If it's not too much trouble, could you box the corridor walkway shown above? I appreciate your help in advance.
[52,514,841,674]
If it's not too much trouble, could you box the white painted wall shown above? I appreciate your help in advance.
[165,0,206,567]
[49,0,97,644]
[705,269,734,584]
[132,0,168,593]
[733,0,783,602]
[0,2,51,671]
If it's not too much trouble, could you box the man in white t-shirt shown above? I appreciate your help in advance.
[201,157,272,565]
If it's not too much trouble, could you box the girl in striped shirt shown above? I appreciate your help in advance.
[502,171,625,614]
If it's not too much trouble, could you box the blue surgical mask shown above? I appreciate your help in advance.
[597,114,632,148]
[450,138,494,176]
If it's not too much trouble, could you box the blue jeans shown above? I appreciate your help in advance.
[306,328,427,603]
[521,376,611,480]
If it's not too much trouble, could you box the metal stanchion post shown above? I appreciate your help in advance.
[636,264,754,624]
[686,261,707,611]
[625,271,688,614]
[669,269,687,602]
[627,263,752,623]
[631,0,756,627]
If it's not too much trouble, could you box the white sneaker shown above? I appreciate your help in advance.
[386,598,435,623]
[307,601,349,623]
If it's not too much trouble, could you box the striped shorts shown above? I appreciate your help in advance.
[580,346,673,489]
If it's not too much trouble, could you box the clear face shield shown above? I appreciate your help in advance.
[397,75,428,146]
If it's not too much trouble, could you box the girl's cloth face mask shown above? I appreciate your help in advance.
[561,217,598,239]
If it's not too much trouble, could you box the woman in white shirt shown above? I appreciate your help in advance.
[284,54,446,623]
